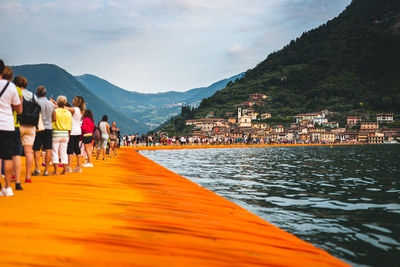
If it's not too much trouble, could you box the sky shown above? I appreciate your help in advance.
[1,0,351,93]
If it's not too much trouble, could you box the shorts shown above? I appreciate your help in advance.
[97,136,109,150]
[20,125,36,146]
[0,130,14,160]
[82,136,93,144]
[12,127,23,156]
[67,135,81,155]
[33,129,53,151]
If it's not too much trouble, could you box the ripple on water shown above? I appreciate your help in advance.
[140,145,400,267]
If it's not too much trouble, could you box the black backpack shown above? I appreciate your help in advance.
[18,93,41,127]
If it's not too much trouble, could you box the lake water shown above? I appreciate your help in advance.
[139,145,400,267]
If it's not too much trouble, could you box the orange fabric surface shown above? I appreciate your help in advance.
[0,148,350,266]
[134,143,361,151]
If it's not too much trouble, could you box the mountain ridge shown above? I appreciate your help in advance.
[11,64,146,133]
[168,0,400,126]
[76,72,244,127]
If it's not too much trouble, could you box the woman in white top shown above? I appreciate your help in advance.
[96,115,110,160]
[66,96,85,172]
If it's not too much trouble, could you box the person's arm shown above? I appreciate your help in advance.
[12,88,23,114]
[65,106,76,114]
[13,103,22,114]
[106,123,110,135]
[52,111,56,122]
[49,97,57,107]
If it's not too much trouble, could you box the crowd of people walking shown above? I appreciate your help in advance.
[0,59,120,197]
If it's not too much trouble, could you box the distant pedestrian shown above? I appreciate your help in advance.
[0,61,23,197]
[81,109,95,167]
[109,121,119,157]
[96,115,110,160]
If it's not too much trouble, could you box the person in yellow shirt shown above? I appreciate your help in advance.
[11,76,25,190]
[51,96,72,175]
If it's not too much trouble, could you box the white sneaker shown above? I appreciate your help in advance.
[82,163,93,167]
[2,186,14,197]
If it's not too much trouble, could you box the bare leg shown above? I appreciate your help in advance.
[61,164,67,175]
[45,149,52,173]
[24,145,34,180]
[4,159,13,188]
[76,155,81,167]
[12,155,21,183]
[34,150,41,170]
[67,154,73,170]
[84,144,92,164]
[101,148,106,160]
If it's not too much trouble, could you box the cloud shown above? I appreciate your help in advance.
[1,0,351,93]
[282,0,351,22]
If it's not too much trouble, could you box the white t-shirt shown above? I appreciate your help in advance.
[0,80,21,131]
[22,89,37,102]
[71,107,82,135]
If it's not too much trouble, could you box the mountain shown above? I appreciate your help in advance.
[161,0,400,133]
[11,64,147,133]
[75,73,243,128]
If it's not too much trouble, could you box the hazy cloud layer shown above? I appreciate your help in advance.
[1,0,351,93]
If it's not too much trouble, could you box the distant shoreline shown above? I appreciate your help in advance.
[132,143,368,151]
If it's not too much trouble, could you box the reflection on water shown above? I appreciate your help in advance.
[140,145,400,267]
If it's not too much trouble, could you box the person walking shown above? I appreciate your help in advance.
[32,86,56,176]
[51,96,72,175]
[19,78,39,183]
[81,109,95,167]
[66,96,85,172]
[109,121,119,157]
[96,115,110,160]
[0,61,22,197]
[11,76,26,190]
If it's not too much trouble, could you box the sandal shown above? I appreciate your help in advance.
[32,169,41,176]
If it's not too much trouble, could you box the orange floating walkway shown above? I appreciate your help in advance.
[0,148,349,266]
[134,143,361,151]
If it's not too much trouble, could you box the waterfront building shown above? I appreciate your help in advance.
[360,122,379,130]
[252,122,268,130]
[249,93,267,101]
[294,112,328,125]
[323,122,339,128]
[298,133,311,142]
[376,113,394,123]
[345,131,359,143]
[228,117,237,124]
[261,113,272,120]
[368,132,384,144]
[347,116,362,126]
[321,132,335,143]
[358,132,369,143]
[311,132,321,142]
[242,101,253,107]
[254,101,266,106]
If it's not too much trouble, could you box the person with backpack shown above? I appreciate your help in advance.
[81,109,95,167]
[0,61,23,197]
[12,76,26,191]
[18,78,40,183]
[32,86,56,177]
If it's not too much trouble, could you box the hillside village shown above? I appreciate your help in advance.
[183,93,399,144]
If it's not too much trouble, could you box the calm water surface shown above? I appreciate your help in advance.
[140,145,400,267]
